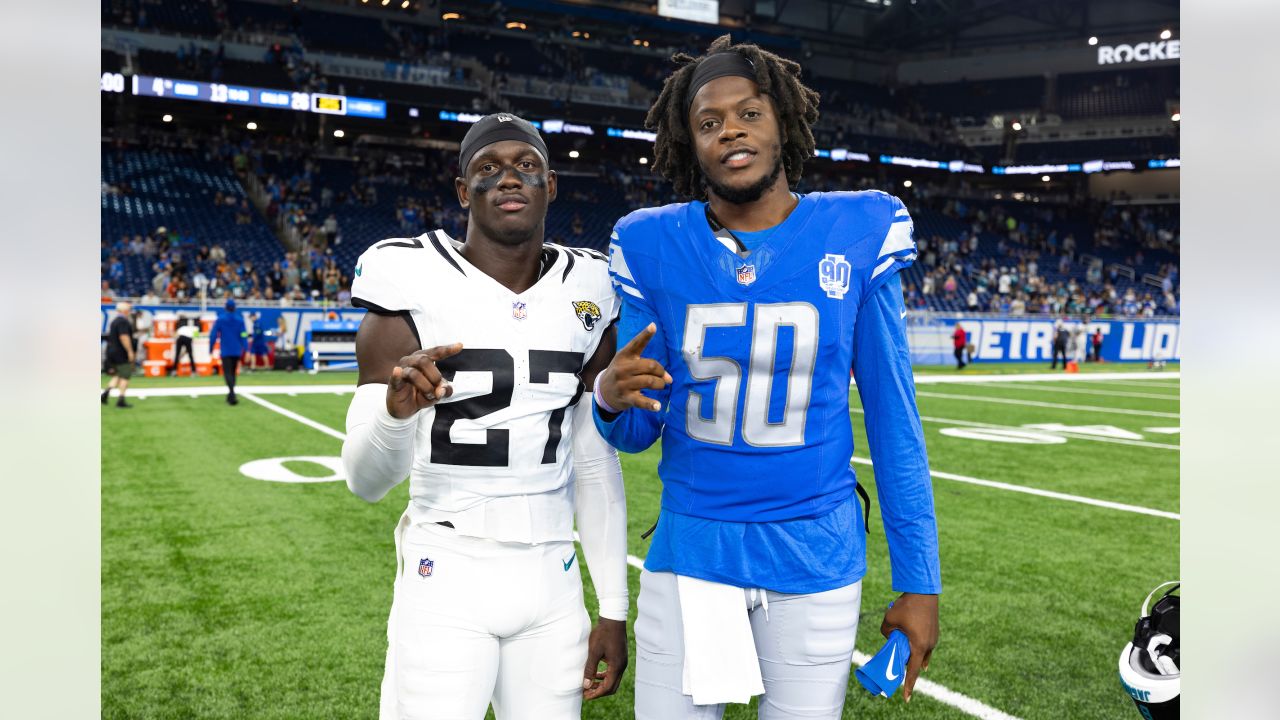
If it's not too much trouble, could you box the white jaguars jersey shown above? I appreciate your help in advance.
[350,230,618,542]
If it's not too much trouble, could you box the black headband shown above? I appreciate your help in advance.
[685,51,757,113]
[458,113,549,175]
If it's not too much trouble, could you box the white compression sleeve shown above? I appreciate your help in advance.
[341,383,417,503]
[571,394,629,621]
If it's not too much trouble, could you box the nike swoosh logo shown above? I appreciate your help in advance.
[885,645,900,681]
[355,265,362,277]
[563,555,576,571]
[900,310,907,319]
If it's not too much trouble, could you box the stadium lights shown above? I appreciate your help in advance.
[1011,121,1022,131]
[506,21,528,30]
[1088,36,1098,46]
[334,129,345,138]
[1171,112,1180,122]
[401,1,409,8]
[569,150,580,159]
[246,121,257,130]
[442,12,460,20]
[639,157,648,165]
[1041,175,1051,182]
[162,114,173,123]
[903,180,912,188]
[571,30,591,39]
[381,0,390,6]
[1160,29,1172,40]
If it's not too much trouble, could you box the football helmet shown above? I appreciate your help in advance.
[1118,581,1179,718]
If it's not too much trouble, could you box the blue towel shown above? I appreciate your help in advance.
[855,629,911,698]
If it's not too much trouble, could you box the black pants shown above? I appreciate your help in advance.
[954,347,966,369]
[222,355,240,394]
[1051,344,1067,369]
[174,336,197,374]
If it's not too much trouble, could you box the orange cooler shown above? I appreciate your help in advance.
[145,338,174,363]
[152,313,177,339]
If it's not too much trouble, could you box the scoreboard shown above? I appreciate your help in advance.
[102,72,387,119]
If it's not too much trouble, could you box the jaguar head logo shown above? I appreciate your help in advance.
[572,300,602,331]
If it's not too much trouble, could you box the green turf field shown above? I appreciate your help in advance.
[101,366,1178,719]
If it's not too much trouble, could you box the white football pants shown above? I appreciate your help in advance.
[635,569,862,720]
[380,520,589,720]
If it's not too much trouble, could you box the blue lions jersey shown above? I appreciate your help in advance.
[595,191,942,595]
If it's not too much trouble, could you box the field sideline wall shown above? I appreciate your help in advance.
[909,313,1181,365]
[102,304,1180,366]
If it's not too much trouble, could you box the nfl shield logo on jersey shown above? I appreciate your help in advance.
[418,558,434,577]
[818,254,852,299]
[512,301,528,321]
[736,264,757,286]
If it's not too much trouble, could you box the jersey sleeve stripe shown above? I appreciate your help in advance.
[877,221,915,261]
[560,248,576,282]
[608,242,637,283]
[870,252,917,281]
[427,230,466,276]
[615,281,645,300]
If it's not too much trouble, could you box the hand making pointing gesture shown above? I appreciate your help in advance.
[596,323,672,414]
[386,343,464,418]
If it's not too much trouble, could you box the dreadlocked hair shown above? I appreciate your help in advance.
[645,34,820,201]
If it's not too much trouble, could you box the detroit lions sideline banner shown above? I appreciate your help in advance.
[906,314,1181,365]
[105,305,1180,367]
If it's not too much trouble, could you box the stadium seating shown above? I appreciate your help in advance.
[101,124,1178,316]
[100,0,1180,316]
[904,76,1046,118]
[101,144,284,297]
[1056,67,1178,120]
[103,0,221,36]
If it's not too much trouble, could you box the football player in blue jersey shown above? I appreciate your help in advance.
[592,35,942,719]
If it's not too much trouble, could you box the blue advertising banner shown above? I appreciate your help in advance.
[906,314,1180,365]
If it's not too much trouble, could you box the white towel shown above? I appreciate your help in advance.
[677,574,765,705]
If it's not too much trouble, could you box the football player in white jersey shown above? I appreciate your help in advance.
[341,113,630,720]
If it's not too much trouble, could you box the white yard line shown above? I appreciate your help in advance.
[911,391,1180,419]
[1064,379,1180,391]
[117,369,1179,401]
[973,382,1179,401]
[848,408,1179,451]
[854,663,1024,720]
[850,456,1178,520]
[239,393,347,442]
[127,384,355,398]
[908,371,1179,385]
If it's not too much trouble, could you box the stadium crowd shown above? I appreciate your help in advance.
[101,126,1178,318]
